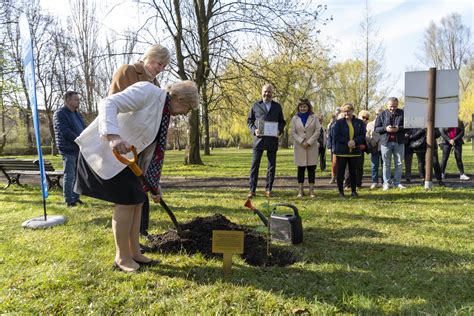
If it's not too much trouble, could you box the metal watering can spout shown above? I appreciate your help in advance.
[244,199,269,226]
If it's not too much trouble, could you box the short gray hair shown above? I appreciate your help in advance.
[167,80,199,110]
[142,44,171,65]
[262,83,273,91]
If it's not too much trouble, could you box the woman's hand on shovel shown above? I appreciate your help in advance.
[150,185,162,203]
[107,134,131,154]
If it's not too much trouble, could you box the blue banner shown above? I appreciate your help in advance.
[19,15,48,199]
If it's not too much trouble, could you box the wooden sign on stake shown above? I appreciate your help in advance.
[212,230,244,275]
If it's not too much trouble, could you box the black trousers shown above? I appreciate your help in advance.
[405,145,414,179]
[337,156,358,193]
[297,165,316,183]
[249,149,277,193]
[318,146,326,171]
[344,153,364,187]
[440,144,465,174]
[415,149,443,181]
[140,196,150,235]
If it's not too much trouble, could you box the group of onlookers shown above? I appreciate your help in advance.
[246,85,470,200]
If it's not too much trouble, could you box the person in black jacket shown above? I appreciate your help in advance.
[404,128,414,183]
[318,115,327,172]
[440,120,470,180]
[53,91,86,207]
[247,84,286,198]
[327,108,342,184]
[332,103,366,198]
[408,128,445,186]
[374,97,406,190]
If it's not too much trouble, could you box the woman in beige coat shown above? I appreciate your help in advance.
[291,99,321,197]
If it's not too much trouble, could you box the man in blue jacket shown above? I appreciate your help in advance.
[374,97,406,190]
[247,84,286,198]
[53,91,86,207]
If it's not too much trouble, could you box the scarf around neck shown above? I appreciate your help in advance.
[298,111,310,126]
[143,94,171,192]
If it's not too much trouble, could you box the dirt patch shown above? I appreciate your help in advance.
[146,214,298,267]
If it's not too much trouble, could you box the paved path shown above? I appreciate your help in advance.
[1,174,472,190]
[159,175,474,189]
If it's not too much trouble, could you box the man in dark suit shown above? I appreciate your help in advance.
[247,84,286,198]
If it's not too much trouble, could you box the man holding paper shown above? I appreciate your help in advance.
[247,84,286,198]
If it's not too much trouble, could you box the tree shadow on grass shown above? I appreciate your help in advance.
[360,190,474,201]
[146,225,472,314]
[327,210,470,226]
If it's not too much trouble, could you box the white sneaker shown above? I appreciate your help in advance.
[383,184,390,191]
[460,174,470,180]
[370,183,377,190]
[397,184,407,189]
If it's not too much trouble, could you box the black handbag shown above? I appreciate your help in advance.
[409,135,426,150]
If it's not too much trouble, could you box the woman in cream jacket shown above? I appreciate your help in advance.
[109,44,170,238]
[291,99,321,198]
[75,81,198,273]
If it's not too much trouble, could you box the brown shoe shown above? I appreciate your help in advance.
[264,191,273,198]
[247,191,256,199]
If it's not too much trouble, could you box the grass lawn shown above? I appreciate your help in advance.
[7,143,474,178]
[0,145,473,313]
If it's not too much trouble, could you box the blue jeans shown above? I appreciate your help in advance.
[62,153,80,204]
[370,151,382,184]
[381,142,404,186]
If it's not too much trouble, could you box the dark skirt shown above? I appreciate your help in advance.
[74,154,146,205]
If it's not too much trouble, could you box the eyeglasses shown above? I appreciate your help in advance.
[362,117,369,120]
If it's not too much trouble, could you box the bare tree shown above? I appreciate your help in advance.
[420,13,472,70]
[69,0,101,119]
[3,1,48,151]
[355,0,389,110]
[139,0,328,163]
[419,13,473,91]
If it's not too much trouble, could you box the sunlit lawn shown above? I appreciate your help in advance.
[7,143,474,178]
[0,145,473,313]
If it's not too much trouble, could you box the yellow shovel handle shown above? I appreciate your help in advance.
[112,145,142,177]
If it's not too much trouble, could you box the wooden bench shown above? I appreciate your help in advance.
[0,158,63,189]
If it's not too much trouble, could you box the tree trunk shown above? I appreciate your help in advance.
[46,112,58,155]
[0,47,5,154]
[202,81,210,155]
[25,110,34,151]
[184,108,203,164]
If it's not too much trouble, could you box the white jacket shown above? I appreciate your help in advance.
[75,81,167,180]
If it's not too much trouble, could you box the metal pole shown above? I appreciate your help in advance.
[425,68,436,189]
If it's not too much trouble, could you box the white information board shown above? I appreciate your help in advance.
[404,69,459,128]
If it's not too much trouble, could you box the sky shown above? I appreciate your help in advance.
[319,0,473,95]
[40,0,473,96]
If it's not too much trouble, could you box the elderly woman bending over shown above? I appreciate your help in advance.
[74,81,199,273]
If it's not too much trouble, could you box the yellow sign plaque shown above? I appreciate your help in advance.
[212,230,245,275]
[212,230,244,254]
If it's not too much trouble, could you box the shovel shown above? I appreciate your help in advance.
[113,145,183,235]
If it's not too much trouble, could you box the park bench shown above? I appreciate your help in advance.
[0,158,63,189]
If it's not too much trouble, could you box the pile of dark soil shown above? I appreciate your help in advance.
[146,214,298,267]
